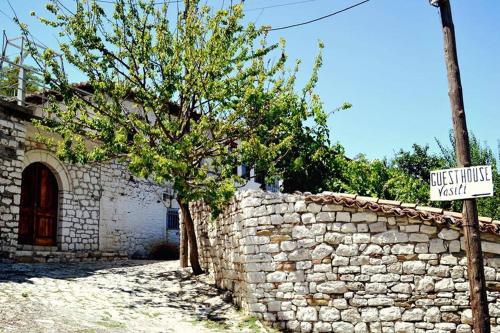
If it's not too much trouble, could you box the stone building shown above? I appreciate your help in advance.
[0,98,182,261]
[0,90,269,262]
[192,190,500,333]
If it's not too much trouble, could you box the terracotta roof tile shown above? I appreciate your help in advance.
[416,206,443,214]
[305,192,500,236]
[356,196,379,203]
[378,199,401,206]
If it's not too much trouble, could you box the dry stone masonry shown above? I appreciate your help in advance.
[192,190,500,333]
[0,106,26,258]
[1,103,175,261]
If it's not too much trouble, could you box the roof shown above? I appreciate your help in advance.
[305,192,500,236]
[0,98,37,120]
[22,82,189,118]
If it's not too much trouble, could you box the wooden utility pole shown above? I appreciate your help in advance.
[431,1,490,332]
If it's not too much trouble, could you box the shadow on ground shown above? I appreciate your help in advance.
[0,260,154,283]
[0,260,235,324]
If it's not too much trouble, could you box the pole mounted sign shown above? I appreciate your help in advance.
[430,165,494,201]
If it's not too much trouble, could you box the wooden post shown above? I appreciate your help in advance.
[432,1,490,332]
[16,36,26,107]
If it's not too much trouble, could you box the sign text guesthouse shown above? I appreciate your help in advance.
[430,165,494,201]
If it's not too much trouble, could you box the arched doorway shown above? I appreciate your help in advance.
[18,162,59,246]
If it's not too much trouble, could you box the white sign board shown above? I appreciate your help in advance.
[430,165,494,201]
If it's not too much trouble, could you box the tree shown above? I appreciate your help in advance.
[278,104,350,194]
[22,0,328,274]
[0,58,42,97]
[339,155,390,198]
[337,136,499,219]
[437,131,500,219]
[392,144,445,182]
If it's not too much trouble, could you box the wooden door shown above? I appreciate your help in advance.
[18,162,59,246]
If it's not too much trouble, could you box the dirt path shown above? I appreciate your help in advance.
[0,260,274,333]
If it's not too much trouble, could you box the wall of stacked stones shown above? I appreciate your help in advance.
[0,109,26,258]
[25,137,101,252]
[99,161,173,257]
[1,109,172,259]
[192,190,500,333]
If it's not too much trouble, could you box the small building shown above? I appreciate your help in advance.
[0,92,272,262]
[0,99,181,261]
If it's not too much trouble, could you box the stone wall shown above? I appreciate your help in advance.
[0,102,175,259]
[192,190,500,333]
[99,162,174,257]
[0,107,26,258]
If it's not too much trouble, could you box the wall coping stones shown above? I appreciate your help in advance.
[192,189,500,332]
[306,192,500,236]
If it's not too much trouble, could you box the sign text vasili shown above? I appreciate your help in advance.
[430,165,494,201]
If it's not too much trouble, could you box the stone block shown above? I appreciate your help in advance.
[391,283,412,294]
[289,250,311,261]
[394,322,415,333]
[292,225,313,239]
[316,212,335,222]
[341,223,357,233]
[341,308,361,323]
[365,283,387,294]
[424,307,441,323]
[360,308,379,322]
[402,261,426,275]
[438,228,460,240]
[331,322,354,333]
[379,307,402,321]
[401,308,424,322]
[336,244,359,257]
[316,281,347,294]
[429,239,446,253]
[416,276,435,292]
[284,212,301,223]
[368,221,387,233]
[281,241,297,251]
[408,233,429,242]
[297,307,318,322]
[391,244,415,255]
[361,265,386,275]
[301,213,316,224]
[319,307,340,322]
[294,200,307,212]
[322,204,343,212]
[372,231,409,244]
[312,244,334,260]
[324,232,345,245]
[307,203,322,213]
[353,233,371,244]
[352,212,378,223]
[314,322,332,332]
[362,244,383,255]
[354,322,368,333]
[336,212,351,222]
[420,225,437,235]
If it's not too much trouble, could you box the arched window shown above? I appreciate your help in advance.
[18,162,59,246]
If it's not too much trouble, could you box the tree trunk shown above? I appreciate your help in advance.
[179,214,188,267]
[178,197,203,275]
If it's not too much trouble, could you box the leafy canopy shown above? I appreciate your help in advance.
[0,58,42,97]
[24,0,328,211]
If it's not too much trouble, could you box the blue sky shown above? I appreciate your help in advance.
[1,0,499,160]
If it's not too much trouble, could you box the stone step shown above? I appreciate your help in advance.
[14,250,128,263]
[17,244,58,252]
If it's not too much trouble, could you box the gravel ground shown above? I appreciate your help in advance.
[0,260,273,333]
